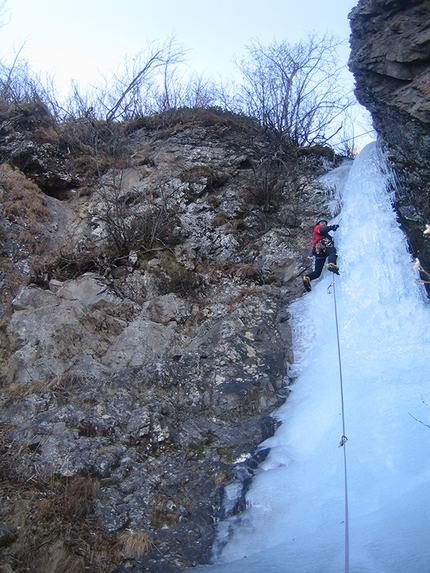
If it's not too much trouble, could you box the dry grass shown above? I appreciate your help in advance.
[0,479,121,573]
[57,118,127,180]
[154,251,202,298]
[123,107,261,136]
[236,264,262,281]
[0,434,121,573]
[212,211,230,227]
[0,162,51,255]
[179,164,230,196]
[0,254,23,306]
[0,418,154,572]
[0,371,92,410]
[118,530,154,560]
[1,163,51,220]
[38,539,86,573]
[29,244,106,285]
[214,470,231,485]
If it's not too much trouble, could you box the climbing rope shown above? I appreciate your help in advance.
[328,276,350,573]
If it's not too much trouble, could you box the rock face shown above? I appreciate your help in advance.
[0,106,340,572]
[348,0,430,279]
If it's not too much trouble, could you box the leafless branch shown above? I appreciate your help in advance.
[235,34,353,149]
[409,412,430,429]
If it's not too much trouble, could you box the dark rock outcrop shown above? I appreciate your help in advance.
[0,102,79,196]
[348,0,430,280]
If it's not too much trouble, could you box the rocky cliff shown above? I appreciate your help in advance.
[349,0,430,279]
[0,104,339,572]
[5,0,428,566]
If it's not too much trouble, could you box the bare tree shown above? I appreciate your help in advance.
[96,38,187,122]
[151,72,220,115]
[0,0,8,29]
[0,53,47,104]
[235,34,353,148]
[182,74,219,109]
[151,37,190,112]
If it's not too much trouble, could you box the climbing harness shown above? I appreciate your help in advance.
[328,276,350,573]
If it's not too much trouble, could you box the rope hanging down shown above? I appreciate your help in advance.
[328,276,350,573]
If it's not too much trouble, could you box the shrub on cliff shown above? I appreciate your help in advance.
[235,34,353,149]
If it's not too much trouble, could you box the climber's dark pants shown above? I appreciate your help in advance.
[307,246,337,281]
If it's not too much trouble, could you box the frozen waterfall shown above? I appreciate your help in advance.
[187,142,430,573]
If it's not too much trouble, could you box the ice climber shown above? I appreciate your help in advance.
[303,217,339,292]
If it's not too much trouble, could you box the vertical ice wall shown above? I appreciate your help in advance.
[186,143,430,573]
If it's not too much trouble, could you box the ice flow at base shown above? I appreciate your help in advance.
[187,142,430,573]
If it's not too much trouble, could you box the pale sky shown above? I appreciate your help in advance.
[1,0,373,147]
[2,0,359,90]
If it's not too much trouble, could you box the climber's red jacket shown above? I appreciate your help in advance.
[312,223,338,246]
